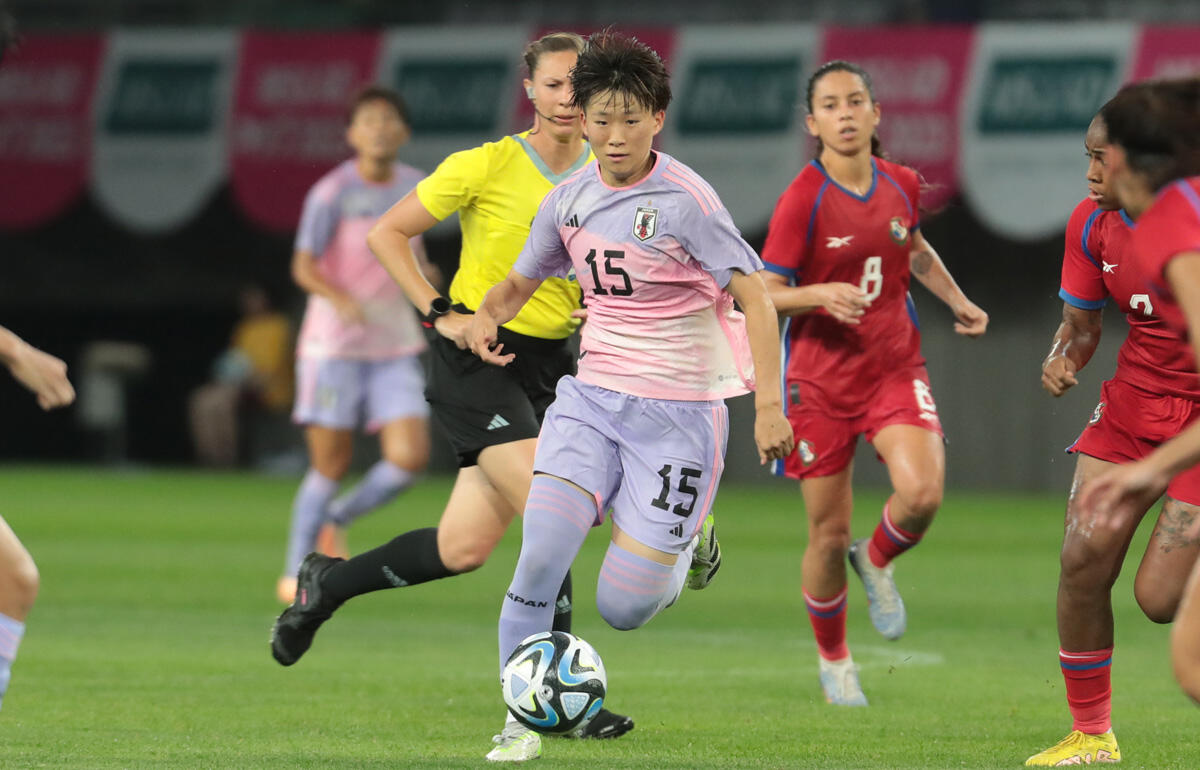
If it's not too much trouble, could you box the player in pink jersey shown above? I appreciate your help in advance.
[761,60,988,706]
[1027,106,1200,767]
[276,86,434,603]
[466,31,793,761]
[1078,78,1200,706]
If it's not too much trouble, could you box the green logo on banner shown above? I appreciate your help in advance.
[105,60,219,135]
[397,61,507,133]
[678,59,800,135]
[978,57,1116,134]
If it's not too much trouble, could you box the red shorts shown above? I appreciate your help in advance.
[781,365,945,480]
[1070,378,1200,505]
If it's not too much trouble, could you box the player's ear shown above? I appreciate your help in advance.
[524,79,535,100]
[805,112,819,138]
[871,100,881,128]
[651,110,665,135]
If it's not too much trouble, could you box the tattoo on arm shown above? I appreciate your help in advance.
[910,249,934,277]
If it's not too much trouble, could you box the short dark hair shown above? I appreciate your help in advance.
[1101,77,1200,192]
[570,30,671,114]
[347,84,409,126]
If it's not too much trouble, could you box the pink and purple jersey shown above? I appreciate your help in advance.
[762,157,923,416]
[1133,177,1200,341]
[295,159,427,361]
[514,152,762,401]
[1061,197,1199,399]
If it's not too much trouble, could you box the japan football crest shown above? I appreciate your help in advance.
[888,216,909,246]
[633,206,658,241]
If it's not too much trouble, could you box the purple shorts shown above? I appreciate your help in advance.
[533,376,729,554]
[293,355,428,432]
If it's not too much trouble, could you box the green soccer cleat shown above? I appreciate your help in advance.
[485,722,543,762]
[687,513,722,590]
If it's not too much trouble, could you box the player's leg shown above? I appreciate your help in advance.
[1026,453,1145,766]
[0,516,37,711]
[1172,558,1200,703]
[1133,494,1200,624]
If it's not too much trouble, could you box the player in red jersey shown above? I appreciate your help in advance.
[761,60,987,705]
[1078,77,1200,706]
[1026,106,1200,767]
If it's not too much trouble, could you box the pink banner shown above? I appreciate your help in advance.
[230,31,382,232]
[819,26,974,210]
[0,35,104,229]
[1131,26,1200,80]
[513,27,677,134]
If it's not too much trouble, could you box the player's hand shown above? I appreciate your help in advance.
[570,307,588,322]
[8,341,75,410]
[754,406,795,465]
[952,299,988,337]
[816,283,869,325]
[465,312,515,366]
[331,295,367,325]
[1041,354,1079,396]
[1078,459,1170,532]
[435,311,473,349]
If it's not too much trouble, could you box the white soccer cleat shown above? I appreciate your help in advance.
[818,655,868,707]
[848,538,907,640]
[486,722,543,762]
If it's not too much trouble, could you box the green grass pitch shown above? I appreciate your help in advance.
[1,466,1197,768]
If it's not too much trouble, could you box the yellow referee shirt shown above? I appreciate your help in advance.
[416,131,592,340]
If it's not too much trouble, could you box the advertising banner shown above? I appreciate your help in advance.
[1131,26,1200,79]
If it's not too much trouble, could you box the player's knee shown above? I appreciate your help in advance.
[1058,539,1114,588]
[5,554,39,614]
[595,584,652,631]
[809,521,852,561]
[896,484,941,525]
[438,533,499,574]
[383,446,429,474]
[1135,578,1179,624]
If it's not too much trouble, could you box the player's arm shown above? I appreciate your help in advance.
[466,270,543,366]
[761,272,869,324]
[1041,303,1103,397]
[1082,252,1200,528]
[725,271,796,465]
[908,230,988,337]
[291,248,366,325]
[0,325,75,410]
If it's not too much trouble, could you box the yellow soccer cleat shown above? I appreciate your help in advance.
[1025,730,1121,766]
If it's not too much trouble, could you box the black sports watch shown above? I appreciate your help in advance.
[422,295,451,324]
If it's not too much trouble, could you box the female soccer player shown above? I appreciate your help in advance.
[466,29,794,762]
[276,85,433,603]
[1025,106,1200,767]
[269,33,633,754]
[0,324,75,710]
[760,60,988,706]
[1077,77,1200,706]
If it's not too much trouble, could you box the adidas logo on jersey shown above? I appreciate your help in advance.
[486,414,511,431]
[565,214,580,227]
[670,522,684,538]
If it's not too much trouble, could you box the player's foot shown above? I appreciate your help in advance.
[686,513,721,590]
[315,522,349,560]
[847,538,906,640]
[270,552,343,666]
[1024,730,1120,766]
[566,708,634,739]
[818,655,868,707]
[485,722,542,762]
[275,576,297,604]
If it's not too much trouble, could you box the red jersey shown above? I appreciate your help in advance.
[1061,198,1200,399]
[1133,177,1200,341]
[762,156,923,415]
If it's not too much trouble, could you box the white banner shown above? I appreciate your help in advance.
[661,24,817,236]
[958,23,1135,240]
[90,29,237,233]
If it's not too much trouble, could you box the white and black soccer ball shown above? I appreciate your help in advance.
[501,631,607,734]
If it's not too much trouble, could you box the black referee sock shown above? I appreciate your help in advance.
[552,569,573,633]
[321,527,454,604]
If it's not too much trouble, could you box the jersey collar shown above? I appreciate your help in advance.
[811,157,878,202]
[512,133,591,185]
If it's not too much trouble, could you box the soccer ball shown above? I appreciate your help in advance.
[501,631,607,734]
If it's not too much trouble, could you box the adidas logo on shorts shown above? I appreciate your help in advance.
[486,414,510,431]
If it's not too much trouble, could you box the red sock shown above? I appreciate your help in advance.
[868,498,923,568]
[1060,647,1113,734]
[804,588,849,661]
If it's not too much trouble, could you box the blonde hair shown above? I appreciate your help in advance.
[523,32,585,78]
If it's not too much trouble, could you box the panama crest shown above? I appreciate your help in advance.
[888,216,909,246]
[633,206,658,241]
[1089,401,1105,425]
[799,439,817,467]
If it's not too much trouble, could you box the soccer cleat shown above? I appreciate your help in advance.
[315,522,349,560]
[687,513,722,590]
[270,552,343,666]
[485,722,543,762]
[1024,730,1121,766]
[818,655,868,707]
[566,708,634,739]
[848,538,906,640]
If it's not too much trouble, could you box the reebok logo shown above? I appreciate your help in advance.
[487,414,510,431]
[565,213,579,227]
[1103,261,1117,273]
[826,235,853,248]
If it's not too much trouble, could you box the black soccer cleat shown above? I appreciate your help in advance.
[270,552,343,666]
[567,708,635,740]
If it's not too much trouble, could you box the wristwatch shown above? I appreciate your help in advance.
[422,296,451,324]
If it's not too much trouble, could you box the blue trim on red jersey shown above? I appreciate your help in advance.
[772,316,792,478]
[1059,287,1107,310]
[810,158,877,202]
[1118,209,1135,229]
[806,179,831,253]
[1060,658,1112,671]
[763,262,796,278]
[1175,179,1200,221]
[905,292,920,329]
[878,167,914,220]
[1079,208,1103,270]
